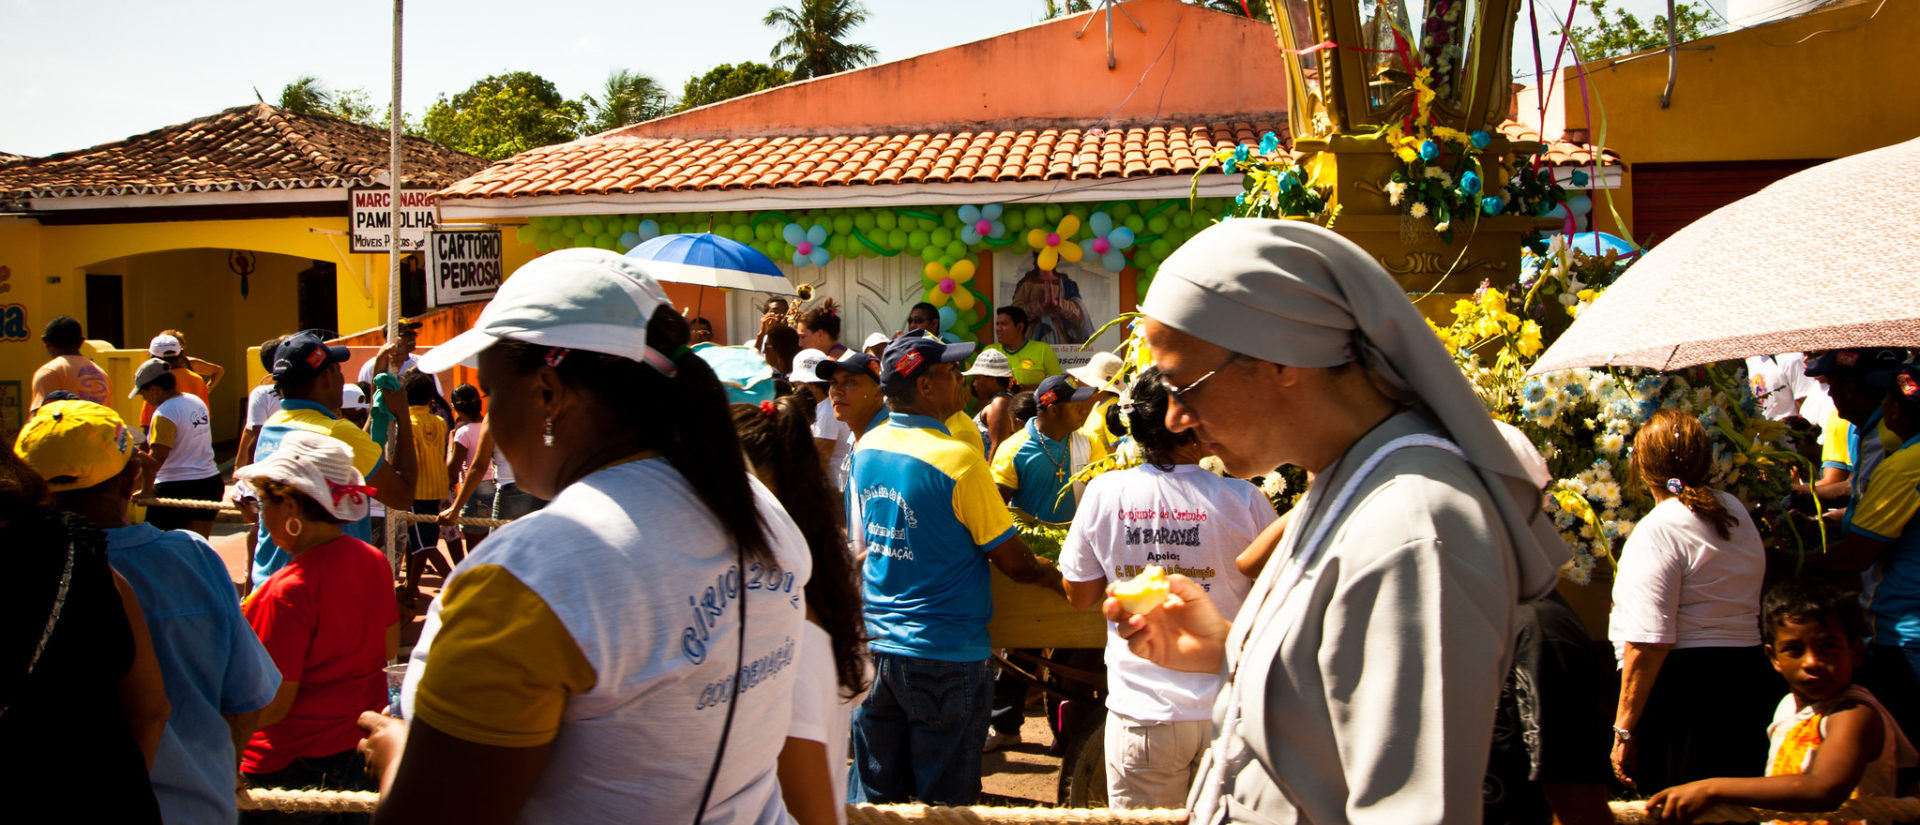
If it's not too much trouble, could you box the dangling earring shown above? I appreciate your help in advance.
[543,416,555,447]
[285,516,304,539]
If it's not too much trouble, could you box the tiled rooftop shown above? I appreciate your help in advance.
[0,103,485,200]
[439,118,1616,202]
[0,152,28,165]
[1499,121,1621,169]
[439,120,1288,200]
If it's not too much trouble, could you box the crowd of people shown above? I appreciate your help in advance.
[5,224,1920,825]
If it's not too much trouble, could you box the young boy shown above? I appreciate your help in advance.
[400,368,450,606]
[1648,579,1918,824]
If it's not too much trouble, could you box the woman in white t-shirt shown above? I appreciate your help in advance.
[731,395,870,825]
[1059,368,1277,809]
[133,358,222,537]
[358,249,811,824]
[1610,408,1773,795]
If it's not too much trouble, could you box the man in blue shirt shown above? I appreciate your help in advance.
[846,336,1066,806]
[18,400,283,824]
[991,374,1103,522]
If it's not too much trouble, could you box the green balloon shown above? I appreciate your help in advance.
[1043,203,1064,223]
[1110,202,1134,221]
[1150,239,1172,257]
[534,235,553,253]
[1173,212,1192,229]
[928,227,951,248]
[596,233,618,250]
[1021,206,1044,229]
[945,240,966,259]
[956,308,978,327]
[754,222,774,242]
[907,230,930,251]
[920,245,942,262]
[514,225,536,245]
[1123,215,1146,234]
[887,229,909,250]
[582,216,605,236]
[1004,210,1027,232]
[1148,215,1170,234]
[832,215,853,235]
[939,256,956,269]
[561,217,582,237]
[828,236,847,255]
[876,210,898,231]
[852,212,875,231]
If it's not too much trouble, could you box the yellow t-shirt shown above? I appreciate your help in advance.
[947,410,986,458]
[1823,408,1854,472]
[410,565,596,746]
[1079,397,1118,452]
[983,340,1062,389]
[408,406,450,501]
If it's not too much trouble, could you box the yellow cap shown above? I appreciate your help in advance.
[14,400,135,492]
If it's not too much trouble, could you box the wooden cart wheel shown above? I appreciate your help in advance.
[1055,709,1108,808]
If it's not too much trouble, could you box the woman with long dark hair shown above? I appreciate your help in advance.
[1610,408,1771,793]
[357,249,811,825]
[731,395,869,825]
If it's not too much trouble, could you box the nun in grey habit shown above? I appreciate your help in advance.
[1109,219,1570,825]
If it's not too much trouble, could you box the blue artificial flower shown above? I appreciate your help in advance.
[1470,130,1492,150]
[1223,157,1238,175]
[1522,379,1546,403]
[1235,191,1248,207]
[1565,382,1585,398]
[1234,145,1251,162]
[1481,195,1504,215]
[1419,139,1441,162]
[1276,169,1297,190]
[1260,131,1281,155]
[1571,170,1590,187]
[1459,170,1481,195]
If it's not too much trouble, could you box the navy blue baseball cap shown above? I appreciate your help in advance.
[816,352,883,384]
[880,337,974,393]
[1805,348,1906,387]
[272,331,351,384]
[1034,374,1096,408]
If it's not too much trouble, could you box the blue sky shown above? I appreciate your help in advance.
[2,0,1697,157]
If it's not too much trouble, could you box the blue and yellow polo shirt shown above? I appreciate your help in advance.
[991,418,1106,523]
[250,399,384,586]
[1847,431,1920,646]
[850,412,1015,662]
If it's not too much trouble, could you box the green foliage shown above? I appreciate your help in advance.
[277,76,381,128]
[1041,0,1091,18]
[764,0,879,80]
[582,69,674,134]
[421,72,585,161]
[678,62,792,111]
[1569,0,1716,60]
[1188,0,1271,21]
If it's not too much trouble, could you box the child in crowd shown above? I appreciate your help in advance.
[1646,579,1918,824]
[444,383,491,559]
[400,368,450,607]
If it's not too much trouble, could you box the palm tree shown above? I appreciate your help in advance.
[763,0,879,81]
[1190,0,1271,21]
[583,69,674,133]
[1043,0,1092,18]
[278,76,335,114]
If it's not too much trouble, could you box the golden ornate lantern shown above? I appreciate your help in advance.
[1265,0,1555,305]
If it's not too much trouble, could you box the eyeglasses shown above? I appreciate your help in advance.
[1158,353,1244,414]
[908,316,935,325]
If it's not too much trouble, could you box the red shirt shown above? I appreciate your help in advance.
[241,536,398,774]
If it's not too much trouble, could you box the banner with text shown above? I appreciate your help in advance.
[427,230,503,307]
[350,188,439,253]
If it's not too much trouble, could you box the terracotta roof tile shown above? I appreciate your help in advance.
[1,103,483,201]
[432,116,1603,202]
[1497,121,1622,168]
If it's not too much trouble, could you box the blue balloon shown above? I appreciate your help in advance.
[938,305,958,331]
[619,232,642,250]
[941,331,963,344]
[807,225,829,245]
[637,219,660,239]
[782,223,807,246]
[1089,211,1114,236]
[960,226,983,245]
[808,247,831,267]
[982,203,1002,220]
[958,204,982,224]
[1109,227,1135,249]
[1101,251,1128,272]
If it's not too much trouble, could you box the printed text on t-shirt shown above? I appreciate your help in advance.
[681,561,798,665]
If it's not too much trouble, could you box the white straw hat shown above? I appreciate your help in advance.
[790,348,829,383]
[235,430,376,522]
[1067,351,1125,392]
[962,347,1013,379]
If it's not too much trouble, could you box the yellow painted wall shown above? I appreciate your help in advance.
[1562,0,1920,166]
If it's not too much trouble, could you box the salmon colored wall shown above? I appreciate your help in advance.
[1556,0,1919,166]
[618,0,1290,139]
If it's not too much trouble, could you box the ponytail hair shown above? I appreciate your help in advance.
[798,298,842,340]
[495,305,772,565]
[730,397,870,698]
[1108,367,1198,470]
[1631,408,1737,540]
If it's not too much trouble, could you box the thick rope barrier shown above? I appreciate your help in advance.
[234,788,1920,823]
[129,496,512,528]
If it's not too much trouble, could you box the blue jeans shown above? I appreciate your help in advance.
[848,652,993,806]
[491,482,546,520]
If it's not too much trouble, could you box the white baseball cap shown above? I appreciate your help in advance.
[790,348,829,384]
[862,332,891,350]
[148,333,183,358]
[419,248,678,377]
[341,383,370,411]
[1067,351,1126,392]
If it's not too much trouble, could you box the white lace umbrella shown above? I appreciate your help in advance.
[1530,135,1920,375]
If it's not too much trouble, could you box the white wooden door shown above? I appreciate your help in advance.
[727,256,921,348]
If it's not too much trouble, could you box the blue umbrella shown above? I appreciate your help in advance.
[623,232,796,296]
[1564,231,1639,259]
[690,343,778,404]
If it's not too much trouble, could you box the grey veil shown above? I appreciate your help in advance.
[1140,218,1569,600]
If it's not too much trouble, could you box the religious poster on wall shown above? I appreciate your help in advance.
[992,252,1120,372]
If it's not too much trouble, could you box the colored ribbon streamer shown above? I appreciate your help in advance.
[327,479,380,506]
